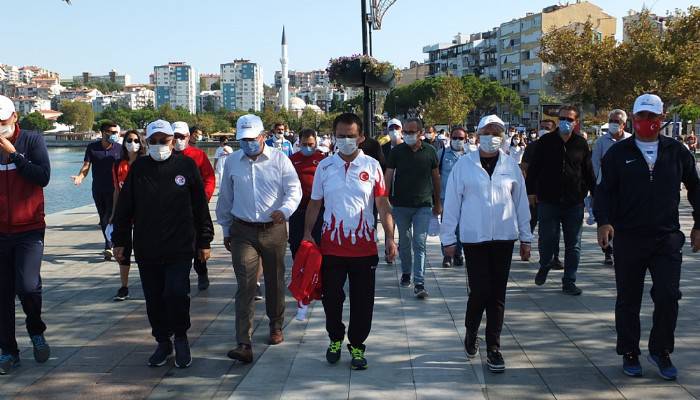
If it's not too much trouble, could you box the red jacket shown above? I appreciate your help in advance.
[288,240,323,305]
[290,150,325,208]
[0,125,50,234]
[180,146,215,201]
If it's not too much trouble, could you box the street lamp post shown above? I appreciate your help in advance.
[361,0,372,137]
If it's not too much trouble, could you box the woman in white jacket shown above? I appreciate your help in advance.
[441,115,533,374]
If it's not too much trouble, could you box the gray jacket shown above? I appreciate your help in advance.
[592,131,632,184]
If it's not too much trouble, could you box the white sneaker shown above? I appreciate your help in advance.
[295,305,308,321]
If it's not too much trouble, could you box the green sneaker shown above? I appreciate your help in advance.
[326,340,342,364]
[348,344,367,370]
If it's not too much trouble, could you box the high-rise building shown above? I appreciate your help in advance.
[154,62,197,114]
[220,59,264,112]
[423,1,615,127]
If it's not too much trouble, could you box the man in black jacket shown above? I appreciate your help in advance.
[526,105,595,296]
[112,120,214,370]
[595,94,700,380]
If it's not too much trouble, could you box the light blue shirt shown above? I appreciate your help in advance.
[592,131,632,184]
[438,146,466,200]
[265,138,294,157]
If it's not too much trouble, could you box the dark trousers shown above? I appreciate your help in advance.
[614,231,683,356]
[0,230,46,356]
[138,262,192,342]
[288,206,323,260]
[537,202,583,283]
[322,255,377,347]
[463,241,514,351]
[529,202,538,233]
[92,189,114,250]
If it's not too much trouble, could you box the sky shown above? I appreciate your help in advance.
[2,0,696,85]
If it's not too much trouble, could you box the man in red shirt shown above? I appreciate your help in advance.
[172,121,216,290]
[303,113,397,371]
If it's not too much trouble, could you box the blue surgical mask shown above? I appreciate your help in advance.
[559,120,574,135]
[109,134,120,144]
[240,139,261,156]
[300,146,315,156]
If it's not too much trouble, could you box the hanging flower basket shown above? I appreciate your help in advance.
[327,55,398,89]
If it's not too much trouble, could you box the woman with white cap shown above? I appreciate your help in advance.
[441,114,532,374]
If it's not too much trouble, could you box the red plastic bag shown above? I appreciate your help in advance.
[288,240,323,305]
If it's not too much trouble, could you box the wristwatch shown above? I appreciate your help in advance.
[8,152,24,163]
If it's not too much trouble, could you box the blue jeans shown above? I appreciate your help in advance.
[537,202,584,284]
[393,207,432,285]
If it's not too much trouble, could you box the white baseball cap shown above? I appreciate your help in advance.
[0,95,16,121]
[387,118,402,129]
[236,114,265,140]
[172,121,190,135]
[477,115,506,131]
[633,94,664,115]
[146,119,174,138]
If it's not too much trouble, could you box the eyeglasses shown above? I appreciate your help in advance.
[148,137,171,145]
[559,117,575,123]
[125,138,139,144]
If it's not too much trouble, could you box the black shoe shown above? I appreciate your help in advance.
[0,353,20,375]
[604,253,614,266]
[174,337,192,368]
[547,257,564,270]
[103,249,113,262]
[113,286,129,301]
[400,274,411,288]
[385,256,393,265]
[535,266,550,286]
[647,352,677,381]
[30,334,50,363]
[464,333,479,359]
[622,353,643,377]
[453,255,464,267]
[348,344,367,370]
[254,284,264,301]
[198,273,210,291]
[148,341,173,367]
[414,284,429,299]
[442,256,453,268]
[562,282,582,296]
[326,340,342,364]
[487,349,505,373]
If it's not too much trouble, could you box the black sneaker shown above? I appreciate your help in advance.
[464,333,479,359]
[0,353,20,375]
[534,266,550,286]
[442,256,453,268]
[348,344,367,370]
[174,337,192,368]
[198,273,210,291]
[622,353,643,377]
[453,255,464,267]
[562,282,582,296]
[326,340,342,364]
[414,284,429,299]
[254,284,264,301]
[647,352,677,381]
[487,349,505,373]
[547,257,564,270]
[604,253,614,266]
[148,341,173,367]
[113,286,129,302]
[400,274,411,288]
[30,334,50,363]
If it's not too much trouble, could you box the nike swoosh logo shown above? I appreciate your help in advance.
[625,159,636,164]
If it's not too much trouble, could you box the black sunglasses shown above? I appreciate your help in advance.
[148,138,171,145]
[559,117,575,123]
[125,138,139,144]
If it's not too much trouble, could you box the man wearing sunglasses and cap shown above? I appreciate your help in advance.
[595,94,700,381]
[112,119,214,369]
[172,121,216,291]
[216,114,301,364]
[526,105,596,296]
[0,95,51,375]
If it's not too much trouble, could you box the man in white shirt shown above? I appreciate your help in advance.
[213,136,233,183]
[216,114,302,364]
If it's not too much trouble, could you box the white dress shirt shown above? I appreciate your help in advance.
[216,145,302,236]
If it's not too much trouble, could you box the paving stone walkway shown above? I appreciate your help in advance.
[1,196,699,399]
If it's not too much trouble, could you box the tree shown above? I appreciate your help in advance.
[58,101,94,133]
[423,76,472,127]
[19,112,53,132]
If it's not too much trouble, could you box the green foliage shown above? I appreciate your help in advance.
[424,76,472,127]
[67,80,123,94]
[19,112,53,132]
[58,101,94,133]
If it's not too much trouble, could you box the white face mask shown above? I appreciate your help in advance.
[0,123,15,138]
[196,134,203,141]
[538,129,549,138]
[335,137,358,155]
[479,135,502,153]
[404,134,418,146]
[450,139,465,151]
[513,138,521,145]
[607,123,620,134]
[389,130,402,142]
[125,142,140,153]
[149,144,172,161]
[174,138,188,151]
